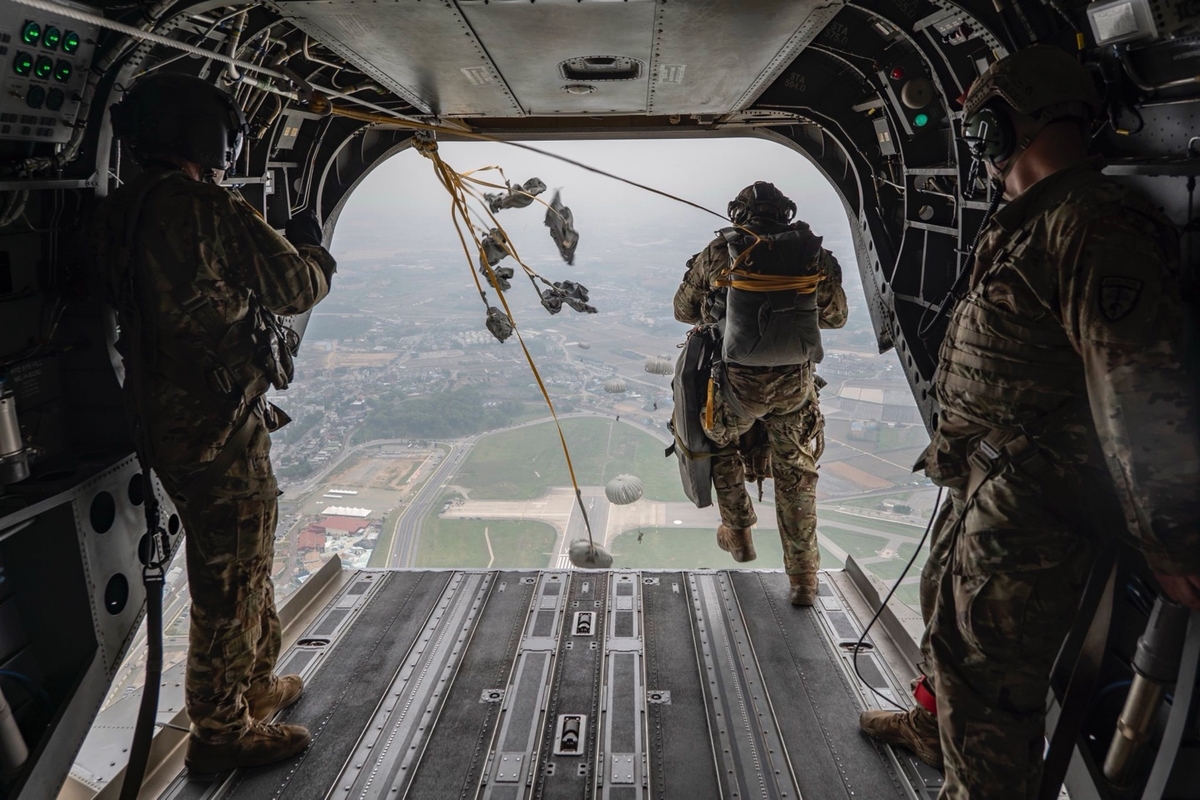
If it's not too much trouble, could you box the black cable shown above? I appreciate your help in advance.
[851,486,946,711]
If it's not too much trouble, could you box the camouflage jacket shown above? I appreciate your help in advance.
[92,167,334,467]
[929,160,1200,574]
[673,220,848,330]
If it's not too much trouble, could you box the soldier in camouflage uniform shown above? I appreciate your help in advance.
[674,183,847,605]
[93,75,336,772]
[860,47,1200,799]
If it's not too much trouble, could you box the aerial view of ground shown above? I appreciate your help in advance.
[454,416,686,502]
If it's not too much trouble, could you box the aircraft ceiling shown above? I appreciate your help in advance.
[278,0,845,117]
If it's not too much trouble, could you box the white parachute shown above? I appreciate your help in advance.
[605,474,644,505]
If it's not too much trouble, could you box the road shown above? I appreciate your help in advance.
[551,491,610,569]
[386,440,476,566]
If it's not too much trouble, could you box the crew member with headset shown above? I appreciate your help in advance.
[674,182,847,606]
[92,74,336,772]
[860,47,1200,798]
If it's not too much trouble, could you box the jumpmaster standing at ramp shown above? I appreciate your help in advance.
[859,47,1200,799]
[674,182,847,606]
[93,75,336,772]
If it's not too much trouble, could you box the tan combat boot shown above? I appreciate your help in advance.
[716,524,756,563]
[859,705,943,769]
[185,721,312,773]
[247,674,304,721]
[788,573,818,606]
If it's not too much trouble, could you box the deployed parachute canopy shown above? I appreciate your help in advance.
[603,379,627,393]
[644,357,673,376]
[605,474,644,505]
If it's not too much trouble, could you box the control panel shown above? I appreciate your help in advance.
[0,1,97,144]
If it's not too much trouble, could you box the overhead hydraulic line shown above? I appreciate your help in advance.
[319,102,730,222]
[13,0,731,222]
[12,0,290,82]
[8,0,427,120]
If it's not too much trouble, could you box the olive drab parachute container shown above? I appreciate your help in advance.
[665,326,727,508]
[718,220,826,367]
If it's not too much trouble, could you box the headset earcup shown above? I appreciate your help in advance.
[971,106,1017,163]
[989,108,1016,163]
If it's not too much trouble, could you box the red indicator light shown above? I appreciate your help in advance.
[889,67,905,80]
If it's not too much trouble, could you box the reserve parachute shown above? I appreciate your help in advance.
[717,220,826,367]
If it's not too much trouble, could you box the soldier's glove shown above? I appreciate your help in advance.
[286,209,324,248]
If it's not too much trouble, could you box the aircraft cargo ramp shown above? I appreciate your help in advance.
[137,568,941,800]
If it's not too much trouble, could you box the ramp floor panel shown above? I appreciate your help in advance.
[159,569,939,800]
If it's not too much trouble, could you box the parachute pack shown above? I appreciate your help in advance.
[666,326,730,508]
[717,220,826,367]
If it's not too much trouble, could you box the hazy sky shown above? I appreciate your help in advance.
[330,136,857,271]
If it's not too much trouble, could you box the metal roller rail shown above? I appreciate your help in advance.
[688,572,798,799]
[533,572,609,799]
[478,572,571,798]
[326,572,493,799]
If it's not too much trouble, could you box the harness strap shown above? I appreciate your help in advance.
[715,271,824,293]
[666,435,737,461]
[965,427,1053,499]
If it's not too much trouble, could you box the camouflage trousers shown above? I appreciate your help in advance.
[701,363,823,575]
[157,424,283,744]
[925,476,1099,800]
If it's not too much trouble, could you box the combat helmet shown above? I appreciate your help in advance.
[111,73,249,172]
[728,182,796,225]
[962,46,1100,169]
[963,45,1101,121]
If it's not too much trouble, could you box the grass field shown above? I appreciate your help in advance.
[818,525,889,560]
[610,527,844,571]
[893,585,920,608]
[868,556,923,581]
[367,505,405,568]
[816,508,928,539]
[836,491,917,511]
[867,542,931,581]
[455,418,686,502]
[415,518,557,568]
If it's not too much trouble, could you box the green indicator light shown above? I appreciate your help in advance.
[53,60,71,82]
[21,21,41,45]
[26,85,45,109]
[12,52,33,76]
[45,88,64,111]
[913,113,930,127]
[43,27,61,50]
[62,31,80,54]
[34,56,53,79]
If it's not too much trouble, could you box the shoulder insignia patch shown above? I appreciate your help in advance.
[1099,276,1143,322]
